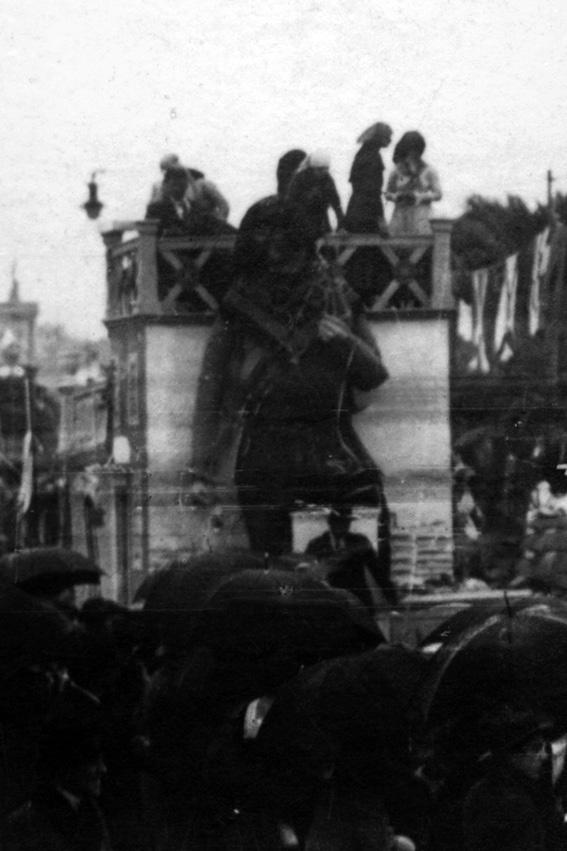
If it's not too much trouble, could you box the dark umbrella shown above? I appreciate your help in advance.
[136,550,267,612]
[202,567,384,664]
[0,547,103,596]
[137,551,270,649]
[419,598,515,653]
[0,583,78,817]
[421,596,567,731]
[252,646,429,839]
[0,580,73,674]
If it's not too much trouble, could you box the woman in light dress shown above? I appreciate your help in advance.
[385,131,442,236]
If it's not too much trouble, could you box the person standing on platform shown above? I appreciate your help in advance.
[285,151,345,241]
[385,131,442,237]
[343,122,394,307]
[344,121,393,236]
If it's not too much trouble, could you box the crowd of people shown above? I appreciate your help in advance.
[146,123,441,244]
[144,124,441,316]
[1,548,567,850]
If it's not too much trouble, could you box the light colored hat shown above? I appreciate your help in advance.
[309,150,331,169]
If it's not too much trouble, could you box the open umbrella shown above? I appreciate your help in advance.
[0,547,103,596]
[139,552,382,658]
[252,645,429,839]
[202,567,384,664]
[420,596,567,731]
[136,550,267,612]
[137,551,272,649]
[0,580,73,675]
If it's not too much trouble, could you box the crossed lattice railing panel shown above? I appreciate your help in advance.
[104,222,452,319]
[323,233,434,310]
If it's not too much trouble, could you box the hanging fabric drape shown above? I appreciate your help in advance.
[469,268,490,374]
[529,227,551,336]
[494,253,518,361]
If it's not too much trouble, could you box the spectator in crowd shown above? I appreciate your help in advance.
[4,687,112,851]
[146,165,192,236]
[306,505,397,612]
[463,705,567,851]
[342,122,395,307]
[145,165,198,305]
[385,131,442,236]
[275,149,307,199]
[146,164,234,308]
[187,168,230,222]
[148,152,190,204]
[345,121,393,236]
[232,148,306,276]
[285,150,345,241]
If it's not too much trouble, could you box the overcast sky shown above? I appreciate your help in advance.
[1,0,566,339]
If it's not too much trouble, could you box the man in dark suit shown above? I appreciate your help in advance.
[146,165,235,308]
[306,505,397,612]
[146,164,192,236]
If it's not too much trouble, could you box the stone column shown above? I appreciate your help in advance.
[102,229,124,320]
[430,218,454,310]
[136,220,161,315]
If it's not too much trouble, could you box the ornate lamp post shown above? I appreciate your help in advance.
[82,170,104,220]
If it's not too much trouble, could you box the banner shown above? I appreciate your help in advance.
[494,253,518,361]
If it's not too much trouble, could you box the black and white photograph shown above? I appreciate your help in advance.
[1,1,567,848]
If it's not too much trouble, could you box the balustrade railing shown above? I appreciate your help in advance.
[102,218,453,320]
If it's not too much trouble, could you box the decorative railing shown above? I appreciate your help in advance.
[103,219,453,320]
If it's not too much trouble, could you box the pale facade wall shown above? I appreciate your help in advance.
[119,313,454,586]
[145,324,210,473]
[357,315,453,527]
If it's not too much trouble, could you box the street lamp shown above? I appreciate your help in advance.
[82,170,104,220]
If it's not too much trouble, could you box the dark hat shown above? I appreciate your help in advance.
[163,164,190,182]
[479,704,554,755]
[330,505,357,520]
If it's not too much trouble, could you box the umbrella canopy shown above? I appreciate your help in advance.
[419,599,514,654]
[0,547,103,596]
[252,646,428,824]
[136,550,267,612]
[202,567,384,664]
[0,580,73,675]
[421,596,567,731]
[137,551,270,649]
[139,552,382,660]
